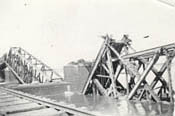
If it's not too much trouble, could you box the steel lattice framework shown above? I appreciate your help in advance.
[4,47,63,84]
[82,35,175,103]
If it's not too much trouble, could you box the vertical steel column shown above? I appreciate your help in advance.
[166,53,174,103]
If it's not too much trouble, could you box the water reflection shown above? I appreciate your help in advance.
[16,87,174,116]
[40,92,175,116]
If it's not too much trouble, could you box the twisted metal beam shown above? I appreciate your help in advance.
[5,47,63,84]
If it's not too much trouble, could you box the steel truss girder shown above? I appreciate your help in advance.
[82,34,175,103]
[5,47,62,84]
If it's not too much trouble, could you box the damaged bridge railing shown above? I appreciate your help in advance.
[4,47,63,84]
[82,34,175,103]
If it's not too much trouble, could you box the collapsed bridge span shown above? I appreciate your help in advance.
[1,47,63,84]
[82,34,175,103]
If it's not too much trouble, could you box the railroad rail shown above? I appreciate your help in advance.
[0,87,100,116]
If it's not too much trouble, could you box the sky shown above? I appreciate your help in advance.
[0,0,175,71]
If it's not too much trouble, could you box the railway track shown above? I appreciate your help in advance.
[0,87,101,116]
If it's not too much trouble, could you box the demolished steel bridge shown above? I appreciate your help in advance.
[82,34,175,103]
[2,47,63,84]
[0,35,174,104]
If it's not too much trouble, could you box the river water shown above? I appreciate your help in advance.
[15,82,175,116]
[12,61,175,116]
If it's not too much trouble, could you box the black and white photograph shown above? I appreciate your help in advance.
[0,0,175,116]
